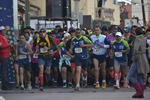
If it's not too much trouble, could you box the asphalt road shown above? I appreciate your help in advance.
[0,88,150,100]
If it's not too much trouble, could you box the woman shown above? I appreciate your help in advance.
[17,34,32,90]
[128,27,150,98]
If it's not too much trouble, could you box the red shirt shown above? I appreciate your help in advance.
[0,34,10,58]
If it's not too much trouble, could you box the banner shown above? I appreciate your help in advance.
[0,0,16,83]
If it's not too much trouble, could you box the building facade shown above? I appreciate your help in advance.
[71,0,120,28]
[132,0,150,25]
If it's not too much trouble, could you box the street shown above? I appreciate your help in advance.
[0,88,150,100]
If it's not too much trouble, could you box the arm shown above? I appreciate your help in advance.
[80,36,94,48]
[122,40,130,53]
[97,38,110,48]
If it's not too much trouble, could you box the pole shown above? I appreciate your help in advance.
[25,0,30,27]
[141,0,146,25]
[13,0,18,30]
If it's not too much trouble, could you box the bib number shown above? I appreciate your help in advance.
[18,55,27,59]
[93,48,103,53]
[40,48,48,53]
[115,52,122,57]
[75,48,82,53]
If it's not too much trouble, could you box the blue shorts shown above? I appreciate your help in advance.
[38,55,52,67]
[92,54,106,62]
[18,59,31,71]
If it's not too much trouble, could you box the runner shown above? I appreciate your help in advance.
[111,32,129,89]
[17,34,33,90]
[90,27,110,89]
[58,33,73,88]
[36,29,57,91]
[71,28,93,90]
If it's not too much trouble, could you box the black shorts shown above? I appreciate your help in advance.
[51,57,59,67]
[75,57,89,69]
[92,54,106,62]
[18,59,31,71]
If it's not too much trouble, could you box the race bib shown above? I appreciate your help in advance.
[18,55,27,59]
[93,48,99,52]
[115,52,122,57]
[75,48,82,53]
[33,54,38,58]
[40,48,48,53]
[93,48,103,53]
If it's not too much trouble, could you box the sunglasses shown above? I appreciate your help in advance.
[115,35,121,37]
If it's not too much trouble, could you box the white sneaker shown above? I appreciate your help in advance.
[20,84,25,90]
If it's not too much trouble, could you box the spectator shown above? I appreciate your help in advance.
[128,27,150,98]
[0,26,11,90]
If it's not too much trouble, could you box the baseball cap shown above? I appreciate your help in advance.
[64,33,70,37]
[116,32,122,37]
[0,26,5,31]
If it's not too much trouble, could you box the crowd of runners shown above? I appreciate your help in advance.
[0,25,150,92]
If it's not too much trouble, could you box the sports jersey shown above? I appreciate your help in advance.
[72,35,92,59]
[90,34,109,55]
[18,41,28,60]
[37,35,57,55]
[111,40,129,62]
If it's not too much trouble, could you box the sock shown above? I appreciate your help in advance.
[39,74,44,86]
[63,80,66,83]
[116,80,119,85]
[76,83,80,87]
[102,80,106,83]
[109,71,114,78]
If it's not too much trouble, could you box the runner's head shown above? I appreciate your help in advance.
[115,32,122,41]
[109,25,118,35]
[19,34,26,43]
[94,27,102,35]
[39,28,47,38]
[63,33,71,42]
[75,28,82,37]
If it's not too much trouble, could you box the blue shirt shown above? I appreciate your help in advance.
[72,35,92,59]
[112,40,129,62]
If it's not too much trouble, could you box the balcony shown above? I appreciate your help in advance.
[95,7,114,22]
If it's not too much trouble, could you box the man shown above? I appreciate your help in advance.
[0,26,10,90]
[71,29,93,90]
[57,33,72,88]
[111,32,130,89]
[36,29,57,91]
[90,27,110,88]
